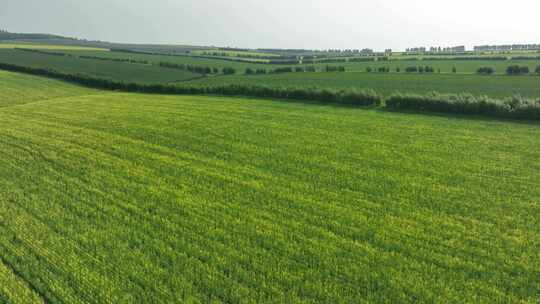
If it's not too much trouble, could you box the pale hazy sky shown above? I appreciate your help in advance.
[2,0,539,51]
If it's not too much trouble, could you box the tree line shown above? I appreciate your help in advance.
[79,55,149,64]
[477,65,540,75]
[366,66,436,73]
[1,62,538,121]
[245,66,344,75]
[14,48,73,57]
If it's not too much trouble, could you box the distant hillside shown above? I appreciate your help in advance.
[0,30,72,41]
[0,30,208,54]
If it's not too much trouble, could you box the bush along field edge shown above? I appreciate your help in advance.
[0,62,539,121]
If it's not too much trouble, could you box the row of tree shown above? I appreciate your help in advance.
[366,66,438,73]
[245,66,345,75]
[158,62,222,74]
[478,65,540,75]
[79,55,149,65]
[506,65,530,75]
[14,48,72,57]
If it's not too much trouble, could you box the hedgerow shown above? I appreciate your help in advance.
[386,92,540,119]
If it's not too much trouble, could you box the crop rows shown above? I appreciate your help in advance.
[0,71,539,302]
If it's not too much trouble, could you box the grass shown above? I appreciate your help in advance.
[0,70,539,303]
[187,71,540,98]
[0,49,202,84]
[0,70,97,108]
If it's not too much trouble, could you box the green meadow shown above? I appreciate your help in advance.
[0,49,201,84]
[0,70,539,303]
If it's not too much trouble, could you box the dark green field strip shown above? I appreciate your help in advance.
[0,49,201,84]
[0,84,539,303]
[60,49,263,70]
[187,72,540,98]
[0,70,97,108]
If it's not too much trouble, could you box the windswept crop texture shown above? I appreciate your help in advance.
[0,49,202,84]
[0,71,539,303]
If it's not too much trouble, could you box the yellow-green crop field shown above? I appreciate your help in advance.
[0,70,539,303]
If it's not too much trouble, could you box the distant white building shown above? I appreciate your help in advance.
[474,44,540,52]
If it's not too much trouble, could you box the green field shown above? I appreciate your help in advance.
[0,70,97,107]
[61,49,266,70]
[0,49,202,84]
[188,72,540,98]
[0,70,539,303]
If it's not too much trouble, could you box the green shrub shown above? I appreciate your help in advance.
[405,66,418,73]
[477,67,495,75]
[222,67,236,75]
[506,65,529,75]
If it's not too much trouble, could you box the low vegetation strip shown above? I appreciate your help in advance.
[1,62,540,120]
[386,93,540,119]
